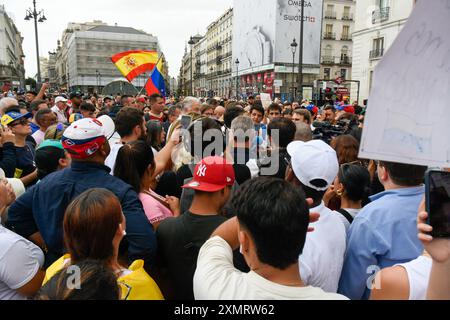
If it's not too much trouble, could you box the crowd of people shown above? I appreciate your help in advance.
[0,86,448,301]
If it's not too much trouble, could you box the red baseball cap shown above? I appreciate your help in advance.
[182,156,235,192]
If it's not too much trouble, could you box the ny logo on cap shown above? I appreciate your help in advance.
[197,164,207,177]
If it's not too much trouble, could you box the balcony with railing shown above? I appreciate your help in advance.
[323,32,336,40]
[339,56,352,66]
[372,7,390,24]
[342,13,353,21]
[341,34,352,41]
[324,11,337,19]
[369,48,384,59]
[321,56,335,65]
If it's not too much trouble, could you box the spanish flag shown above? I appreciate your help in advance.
[111,50,158,82]
[145,55,166,97]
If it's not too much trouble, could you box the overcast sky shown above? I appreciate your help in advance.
[2,0,233,78]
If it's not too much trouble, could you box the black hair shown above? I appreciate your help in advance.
[250,104,264,116]
[268,103,282,113]
[267,118,296,148]
[80,103,96,112]
[187,117,224,159]
[338,164,371,202]
[35,259,120,300]
[149,93,163,104]
[323,105,336,113]
[231,177,310,270]
[224,106,245,129]
[146,120,164,151]
[378,161,427,187]
[114,107,144,138]
[298,180,327,206]
[35,108,53,126]
[35,146,66,180]
[30,99,47,113]
[114,140,155,193]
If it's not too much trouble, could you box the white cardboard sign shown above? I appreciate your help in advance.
[359,0,450,167]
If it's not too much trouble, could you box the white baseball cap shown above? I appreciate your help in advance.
[287,140,339,191]
[55,96,68,104]
[61,116,115,159]
[0,169,26,199]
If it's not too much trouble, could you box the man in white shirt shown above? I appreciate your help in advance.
[286,140,347,293]
[51,96,68,124]
[0,177,45,300]
[194,177,347,300]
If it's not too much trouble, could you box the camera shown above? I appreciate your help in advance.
[312,119,358,144]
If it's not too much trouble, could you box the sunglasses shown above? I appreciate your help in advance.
[9,118,29,127]
[340,160,364,167]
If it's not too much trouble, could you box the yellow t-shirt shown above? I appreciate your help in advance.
[43,254,164,300]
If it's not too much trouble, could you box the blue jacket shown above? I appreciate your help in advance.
[338,186,424,300]
[6,161,157,268]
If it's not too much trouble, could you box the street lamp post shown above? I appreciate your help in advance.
[235,59,240,99]
[297,0,305,102]
[25,0,46,88]
[290,39,298,103]
[188,36,195,96]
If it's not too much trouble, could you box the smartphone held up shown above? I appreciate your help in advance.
[425,170,450,238]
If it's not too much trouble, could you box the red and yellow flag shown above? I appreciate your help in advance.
[111,50,159,82]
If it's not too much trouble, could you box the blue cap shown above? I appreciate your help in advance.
[1,112,32,127]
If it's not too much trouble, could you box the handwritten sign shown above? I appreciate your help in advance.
[359,0,450,167]
[260,93,273,110]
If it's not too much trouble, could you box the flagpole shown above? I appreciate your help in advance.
[139,53,164,96]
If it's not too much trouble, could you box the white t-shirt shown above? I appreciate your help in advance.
[194,236,348,300]
[299,202,347,293]
[32,130,45,146]
[51,105,67,124]
[334,208,361,232]
[396,255,432,300]
[0,224,44,300]
[105,143,123,174]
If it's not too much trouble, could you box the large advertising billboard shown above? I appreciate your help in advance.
[232,0,323,74]
[275,0,323,65]
[232,0,277,73]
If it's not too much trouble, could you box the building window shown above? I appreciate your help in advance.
[340,69,347,80]
[370,37,384,59]
[324,68,331,80]
[342,6,352,20]
[342,26,350,40]
[325,24,335,39]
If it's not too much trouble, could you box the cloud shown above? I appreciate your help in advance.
[3,0,232,78]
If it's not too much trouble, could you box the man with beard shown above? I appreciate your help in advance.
[105,107,147,173]
[68,92,83,118]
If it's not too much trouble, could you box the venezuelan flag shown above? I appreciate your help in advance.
[111,50,158,82]
[145,56,166,97]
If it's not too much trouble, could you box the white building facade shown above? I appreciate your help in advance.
[319,0,355,101]
[351,0,416,102]
[0,4,26,89]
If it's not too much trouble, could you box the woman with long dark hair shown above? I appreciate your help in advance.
[114,141,180,229]
[325,163,371,231]
[146,120,166,153]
